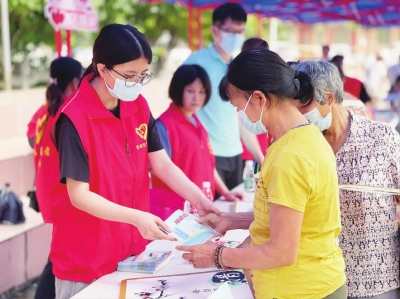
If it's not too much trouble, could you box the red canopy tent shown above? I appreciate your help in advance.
[141,0,400,50]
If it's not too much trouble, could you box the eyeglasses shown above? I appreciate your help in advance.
[218,26,245,35]
[109,68,154,87]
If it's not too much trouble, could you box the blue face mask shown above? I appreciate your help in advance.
[237,94,268,135]
[220,32,244,55]
[302,102,332,131]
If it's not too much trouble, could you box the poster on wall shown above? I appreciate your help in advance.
[119,270,253,299]
[44,0,99,32]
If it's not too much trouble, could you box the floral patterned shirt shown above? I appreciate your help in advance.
[336,114,400,297]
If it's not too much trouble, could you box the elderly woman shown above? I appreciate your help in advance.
[292,60,400,299]
[177,49,346,299]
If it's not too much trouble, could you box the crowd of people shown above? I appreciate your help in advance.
[26,2,400,299]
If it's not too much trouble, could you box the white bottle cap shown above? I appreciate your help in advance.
[245,160,253,167]
[202,181,211,188]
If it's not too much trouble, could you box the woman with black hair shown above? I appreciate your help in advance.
[50,24,219,299]
[150,65,243,219]
[27,56,82,299]
[177,49,346,298]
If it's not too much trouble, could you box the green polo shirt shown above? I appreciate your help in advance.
[182,44,242,157]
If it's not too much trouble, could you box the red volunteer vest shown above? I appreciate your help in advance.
[151,103,215,211]
[50,74,150,282]
[241,133,272,161]
[344,76,362,99]
[33,105,68,223]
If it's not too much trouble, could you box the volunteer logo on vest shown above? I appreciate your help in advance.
[135,123,148,140]
[135,123,148,150]
[35,114,48,146]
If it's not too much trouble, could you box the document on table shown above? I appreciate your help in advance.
[119,269,252,299]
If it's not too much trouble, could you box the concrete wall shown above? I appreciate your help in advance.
[0,88,45,195]
[0,204,52,294]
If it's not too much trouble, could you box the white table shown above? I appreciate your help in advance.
[71,185,255,299]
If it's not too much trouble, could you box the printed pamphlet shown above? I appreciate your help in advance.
[117,250,174,274]
[164,210,222,245]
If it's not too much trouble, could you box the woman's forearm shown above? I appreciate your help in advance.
[67,178,137,224]
[222,242,295,270]
[225,212,254,230]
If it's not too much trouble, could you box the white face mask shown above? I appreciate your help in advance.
[237,94,267,135]
[302,102,332,131]
[220,32,244,55]
[104,69,142,102]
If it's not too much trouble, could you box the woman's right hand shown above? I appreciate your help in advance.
[197,213,231,235]
[131,210,176,241]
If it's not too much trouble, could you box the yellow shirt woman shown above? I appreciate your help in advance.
[250,124,346,298]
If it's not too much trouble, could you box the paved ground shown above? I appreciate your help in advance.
[0,280,37,299]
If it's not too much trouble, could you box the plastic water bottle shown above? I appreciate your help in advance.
[243,160,255,192]
[202,181,213,202]
[183,200,197,215]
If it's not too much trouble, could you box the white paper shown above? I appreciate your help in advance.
[207,282,234,299]
[338,184,400,195]
[122,270,251,299]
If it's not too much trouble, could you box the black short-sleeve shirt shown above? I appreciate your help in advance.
[56,100,163,183]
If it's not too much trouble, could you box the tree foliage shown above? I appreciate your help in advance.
[2,0,217,87]
[7,0,54,52]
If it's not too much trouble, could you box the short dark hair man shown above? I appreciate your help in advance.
[182,3,263,192]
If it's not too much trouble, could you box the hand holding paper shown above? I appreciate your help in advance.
[176,243,218,269]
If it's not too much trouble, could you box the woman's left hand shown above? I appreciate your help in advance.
[176,243,218,269]
[222,191,244,201]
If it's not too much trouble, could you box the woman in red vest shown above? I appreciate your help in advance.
[151,65,243,218]
[27,57,82,299]
[51,24,220,299]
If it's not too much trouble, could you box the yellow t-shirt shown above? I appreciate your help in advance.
[249,124,346,299]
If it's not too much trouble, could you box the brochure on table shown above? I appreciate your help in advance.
[119,269,251,299]
[117,251,174,274]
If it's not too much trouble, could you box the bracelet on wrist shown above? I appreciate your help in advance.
[214,245,225,269]
[218,246,225,269]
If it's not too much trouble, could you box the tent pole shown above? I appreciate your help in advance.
[54,30,62,58]
[269,17,278,51]
[1,0,12,90]
[188,7,194,50]
[196,8,203,50]
[66,30,72,57]
[257,13,263,38]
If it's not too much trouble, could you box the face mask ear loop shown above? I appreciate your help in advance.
[106,68,117,81]
[259,107,264,122]
[243,93,252,112]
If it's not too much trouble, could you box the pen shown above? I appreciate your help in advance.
[158,226,169,235]
[158,226,177,241]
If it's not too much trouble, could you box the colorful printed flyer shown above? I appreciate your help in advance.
[119,270,251,299]
[164,210,222,245]
[117,251,174,274]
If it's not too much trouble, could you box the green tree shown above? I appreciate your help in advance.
[96,1,192,74]
[1,0,217,88]
[7,0,54,51]
[0,0,55,88]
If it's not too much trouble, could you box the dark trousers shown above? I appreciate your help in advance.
[323,284,347,299]
[215,154,243,197]
[35,258,55,299]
